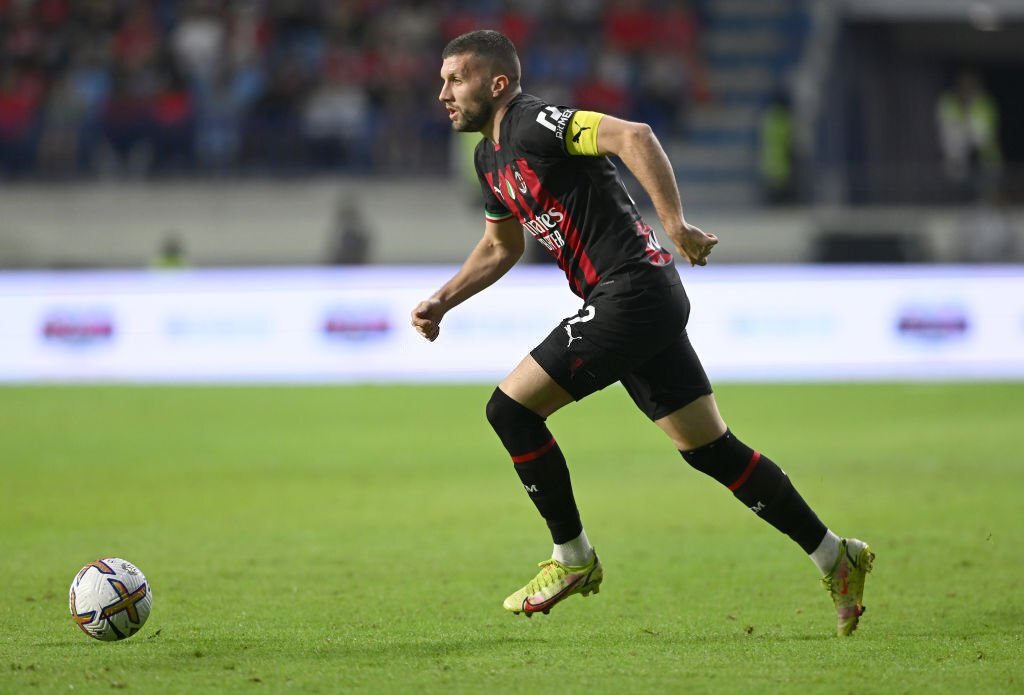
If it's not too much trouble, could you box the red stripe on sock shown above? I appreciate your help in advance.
[512,437,557,464]
[728,451,761,491]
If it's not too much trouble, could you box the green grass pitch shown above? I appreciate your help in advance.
[1,383,1022,693]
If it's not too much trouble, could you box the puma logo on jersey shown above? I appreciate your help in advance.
[572,125,591,143]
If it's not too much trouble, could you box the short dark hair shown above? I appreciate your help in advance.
[442,30,521,87]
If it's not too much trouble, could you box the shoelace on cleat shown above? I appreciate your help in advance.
[526,560,568,594]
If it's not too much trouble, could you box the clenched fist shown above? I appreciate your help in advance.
[673,223,718,267]
[411,298,445,341]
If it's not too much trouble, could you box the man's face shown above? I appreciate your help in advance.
[438,53,495,133]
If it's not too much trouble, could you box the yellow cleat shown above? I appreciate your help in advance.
[503,554,603,617]
[822,538,875,636]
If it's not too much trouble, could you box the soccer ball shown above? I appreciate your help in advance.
[68,557,152,641]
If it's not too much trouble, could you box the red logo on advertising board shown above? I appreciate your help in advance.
[41,310,116,346]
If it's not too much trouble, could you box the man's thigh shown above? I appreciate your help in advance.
[530,283,690,404]
[620,327,713,422]
[498,355,574,418]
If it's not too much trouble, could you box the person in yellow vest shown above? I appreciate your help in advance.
[758,91,795,205]
[152,232,188,269]
[936,71,1002,201]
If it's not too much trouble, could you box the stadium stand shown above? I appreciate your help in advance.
[1,0,1022,268]
[0,0,716,179]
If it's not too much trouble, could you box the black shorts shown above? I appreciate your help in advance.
[531,279,713,421]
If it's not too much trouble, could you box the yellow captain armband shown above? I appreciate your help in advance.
[565,110,605,156]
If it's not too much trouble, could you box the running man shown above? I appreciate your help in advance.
[411,30,873,636]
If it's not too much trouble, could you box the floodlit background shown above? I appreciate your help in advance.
[3,5,1024,691]
[1,0,1023,381]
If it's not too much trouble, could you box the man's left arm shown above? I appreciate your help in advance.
[586,113,718,266]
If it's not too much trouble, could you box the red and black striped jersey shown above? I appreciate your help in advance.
[474,93,678,299]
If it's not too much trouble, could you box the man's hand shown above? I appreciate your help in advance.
[671,223,718,267]
[411,298,445,342]
[593,116,719,268]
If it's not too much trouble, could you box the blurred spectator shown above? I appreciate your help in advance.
[152,231,188,269]
[635,50,690,137]
[2,5,43,64]
[386,0,438,51]
[440,4,495,44]
[171,1,224,89]
[151,67,196,173]
[36,68,85,177]
[655,2,708,104]
[327,199,371,265]
[224,0,272,67]
[66,43,114,172]
[526,20,591,106]
[112,3,161,68]
[498,3,534,48]
[0,0,711,179]
[551,0,603,35]
[242,59,306,171]
[573,50,632,116]
[98,66,156,177]
[302,69,371,171]
[759,90,796,205]
[604,0,658,55]
[0,64,43,177]
[194,61,259,173]
[936,70,1002,202]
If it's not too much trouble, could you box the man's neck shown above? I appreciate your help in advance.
[482,89,521,144]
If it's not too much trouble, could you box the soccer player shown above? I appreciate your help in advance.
[411,30,873,636]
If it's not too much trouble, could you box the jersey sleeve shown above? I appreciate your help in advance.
[474,143,513,221]
[515,102,608,159]
[481,181,513,221]
[515,102,578,159]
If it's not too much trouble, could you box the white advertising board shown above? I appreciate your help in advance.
[0,265,1022,383]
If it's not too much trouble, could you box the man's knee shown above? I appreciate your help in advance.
[486,387,550,454]
[486,387,544,433]
[655,394,726,450]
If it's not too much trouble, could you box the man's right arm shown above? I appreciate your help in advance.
[593,114,718,266]
[411,216,524,342]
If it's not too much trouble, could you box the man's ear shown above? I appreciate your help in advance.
[491,74,509,98]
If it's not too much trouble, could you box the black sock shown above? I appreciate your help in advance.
[680,430,827,553]
[485,388,582,544]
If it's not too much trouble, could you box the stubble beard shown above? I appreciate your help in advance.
[451,90,494,133]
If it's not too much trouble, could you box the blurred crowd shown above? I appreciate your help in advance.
[0,0,706,180]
